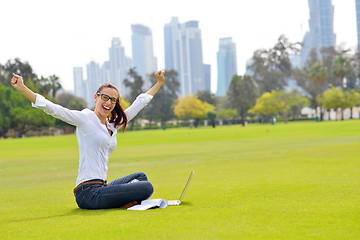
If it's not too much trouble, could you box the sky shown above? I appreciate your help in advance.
[0,0,357,93]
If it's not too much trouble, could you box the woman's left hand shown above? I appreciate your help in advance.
[154,70,165,85]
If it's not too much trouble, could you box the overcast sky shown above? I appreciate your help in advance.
[1,0,357,93]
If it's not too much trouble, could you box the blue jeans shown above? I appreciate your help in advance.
[74,172,153,209]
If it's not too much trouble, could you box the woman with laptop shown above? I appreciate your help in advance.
[11,70,165,209]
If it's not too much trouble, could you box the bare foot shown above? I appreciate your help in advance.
[120,201,139,208]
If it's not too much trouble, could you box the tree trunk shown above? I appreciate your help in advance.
[194,119,199,128]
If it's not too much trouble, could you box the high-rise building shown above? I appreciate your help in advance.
[356,0,360,51]
[131,24,157,89]
[216,37,237,96]
[109,37,132,96]
[86,61,101,108]
[203,64,211,92]
[164,17,206,96]
[101,61,110,84]
[73,67,86,101]
[300,0,336,66]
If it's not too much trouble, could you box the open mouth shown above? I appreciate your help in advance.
[103,105,111,111]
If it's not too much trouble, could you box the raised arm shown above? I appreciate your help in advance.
[146,70,165,96]
[11,73,88,127]
[121,70,165,126]
[11,73,37,104]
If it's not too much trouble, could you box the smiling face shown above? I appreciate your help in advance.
[93,87,119,123]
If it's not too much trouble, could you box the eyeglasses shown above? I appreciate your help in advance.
[96,92,118,104]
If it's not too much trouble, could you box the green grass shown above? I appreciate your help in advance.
[0,121,359,239]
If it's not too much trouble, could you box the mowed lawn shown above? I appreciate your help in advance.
[0,121,359,239]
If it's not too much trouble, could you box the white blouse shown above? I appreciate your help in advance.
[32,93,153,186]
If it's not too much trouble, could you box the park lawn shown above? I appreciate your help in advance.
[0,120,359,239]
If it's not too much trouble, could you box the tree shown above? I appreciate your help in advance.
[227,75,258,126]
[333,56,351,89]
[173,95,215,127]
[248,90,289,123]
[142,70,180,127]
[343,90,360,119]
[248,35,300,94]
[197,90,216,105]
[49,74,62,98]
[217,108,237,125]
[124,68,144,102]
[56,92,86,109]
[124,68,144,130]
[206,111,216,128]
[293,49,328,121]
[0,84,54,137]
[286,90,310,121]
[37,76,52,96]
[317,87,360,120]
[317,87,345,120]
[0,58,38,87]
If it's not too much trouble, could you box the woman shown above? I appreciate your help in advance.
[11,70,165,209]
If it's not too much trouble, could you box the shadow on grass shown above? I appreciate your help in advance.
[179,201,193,206]
[9,207,126,223]
[10,201,194,223]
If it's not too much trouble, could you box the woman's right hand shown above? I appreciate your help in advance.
[10,73,37,103]
[11,73,25,91]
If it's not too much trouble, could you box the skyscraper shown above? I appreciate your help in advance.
[131,24,157,89]
[216,37,237,96]
[86,61,101,108]
[73,67,85,101]
[300,0,336,66]
[356,0,360,51]
[164,17,206,96]
[109,37,132,96]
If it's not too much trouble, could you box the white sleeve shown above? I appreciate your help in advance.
[124,93,153,124]
[32,94,88,127]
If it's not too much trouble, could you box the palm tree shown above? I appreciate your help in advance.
[309,62,327,87]
[49,74,62,98]
[333,56,351,89]
[309,62,327,121]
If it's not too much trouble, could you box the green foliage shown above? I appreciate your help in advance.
[248,91,288,121]
[333,56,351,88]
[0,58,62,137]
[197,90,216,105]
[248,35,300,94]
[173,95,215,121]
[206,111,216,128]
[0,84,55,137]
[143,70,180,125]
[56,92,86,110]
[227,75,258,125]
[318,87,360,111]
[124,68,144,102]
[217,108,237,119]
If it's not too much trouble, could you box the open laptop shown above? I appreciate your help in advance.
[167,171,195,206]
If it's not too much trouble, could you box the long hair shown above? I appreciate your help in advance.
[96,83,127,132]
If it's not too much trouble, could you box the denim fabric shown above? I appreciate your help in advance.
[74,172,153,209]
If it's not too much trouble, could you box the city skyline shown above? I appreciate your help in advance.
[0,0,357,93]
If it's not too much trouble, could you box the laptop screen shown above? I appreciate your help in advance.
[179,171,195,201]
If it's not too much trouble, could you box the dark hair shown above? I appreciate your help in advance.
[96,83,127,132]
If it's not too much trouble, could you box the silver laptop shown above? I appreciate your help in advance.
[168,171,195,206]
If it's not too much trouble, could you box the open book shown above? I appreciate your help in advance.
[127,199,168,211]
[127,171,195,210]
